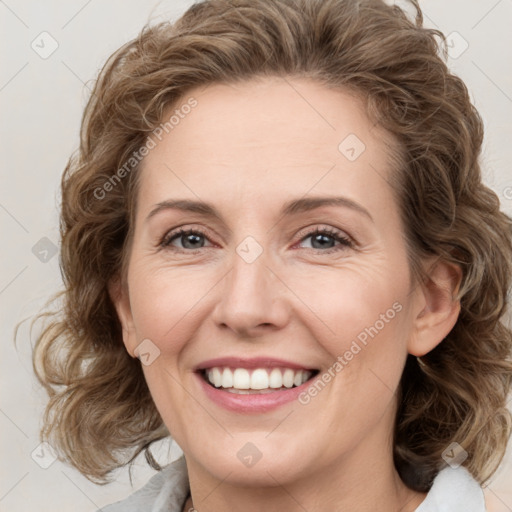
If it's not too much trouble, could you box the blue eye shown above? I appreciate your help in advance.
[160,226,354,254]
[161,228,211,251]
[297,227,353,253]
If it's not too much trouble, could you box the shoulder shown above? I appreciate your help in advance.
[415,466,486,512]
[98,456,189,512]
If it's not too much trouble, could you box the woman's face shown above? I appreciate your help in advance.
[114,77,430,487]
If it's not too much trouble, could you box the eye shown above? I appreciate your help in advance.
[160,227,213,252]
[296,227,354,253]
[159,226,354,254]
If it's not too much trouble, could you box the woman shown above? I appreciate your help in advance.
[32,0,512,510]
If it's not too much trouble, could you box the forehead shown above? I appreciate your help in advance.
[137,77,401,216]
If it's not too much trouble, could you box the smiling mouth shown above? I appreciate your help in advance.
[200,367,320,394]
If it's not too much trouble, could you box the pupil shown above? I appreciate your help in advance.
[312,233,334,249]
[183,233,203,249]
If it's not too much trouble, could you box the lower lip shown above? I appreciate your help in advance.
[195,372,315,413]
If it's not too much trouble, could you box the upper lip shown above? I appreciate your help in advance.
[195,357,317,371]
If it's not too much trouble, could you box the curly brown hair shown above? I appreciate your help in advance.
[28,0,512,492]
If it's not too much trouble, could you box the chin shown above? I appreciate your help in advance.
[184,434,315,487]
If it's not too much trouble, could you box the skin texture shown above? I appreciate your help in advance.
[111,77,462,512]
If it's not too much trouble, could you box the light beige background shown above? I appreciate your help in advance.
[1,0,511,510]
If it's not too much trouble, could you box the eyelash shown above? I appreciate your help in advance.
[159,226,354,254]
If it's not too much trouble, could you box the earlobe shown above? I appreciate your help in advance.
[408,258,463,357]
[108,277,137,357]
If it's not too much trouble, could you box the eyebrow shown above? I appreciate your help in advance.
[146,196,374,223]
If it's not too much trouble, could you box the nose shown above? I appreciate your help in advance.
[211,247,290,339]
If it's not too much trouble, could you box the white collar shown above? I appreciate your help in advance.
[415,466,486,512]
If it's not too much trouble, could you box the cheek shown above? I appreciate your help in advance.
[290,262,409,351]
[127,263,211,352]
[293,264,412,408]
[138,363,191,442]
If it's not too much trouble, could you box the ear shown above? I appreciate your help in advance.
[408,258,463,357]
[108,276,137,357]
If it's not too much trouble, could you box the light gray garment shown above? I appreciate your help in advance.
[414,465,486,512]
[99,456,189,512]
[98,457,486,511]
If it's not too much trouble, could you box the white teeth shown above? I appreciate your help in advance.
[269,368,283,388]
[282,368,294,388]
[212,367,222,387]
[233,368,250,389]
[221,368,233,388]
[251,369,269,390]
[205,367,313,391]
